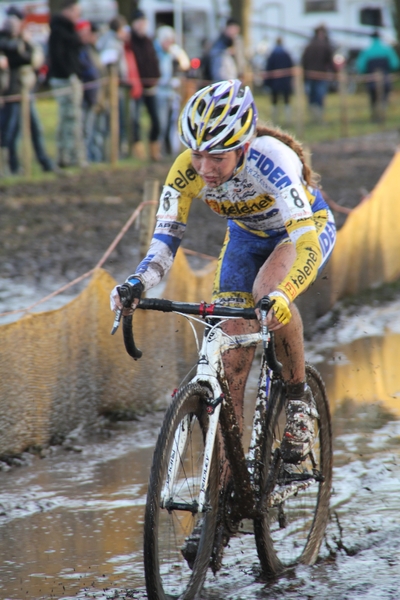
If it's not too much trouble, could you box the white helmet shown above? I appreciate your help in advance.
[179,79,257,153]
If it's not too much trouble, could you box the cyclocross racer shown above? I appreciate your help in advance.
[111,79,336,465]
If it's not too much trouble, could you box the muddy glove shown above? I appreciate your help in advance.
[110,277,144,312]
[269,291,292,326]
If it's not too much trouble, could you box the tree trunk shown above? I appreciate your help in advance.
[229,0,250,57]
[393,0,400,48]
[116,0,138,22]
[48,0,58,16]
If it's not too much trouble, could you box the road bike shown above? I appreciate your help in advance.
[115,294,332,600]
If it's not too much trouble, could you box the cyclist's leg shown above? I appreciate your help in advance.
[252,241,305,384]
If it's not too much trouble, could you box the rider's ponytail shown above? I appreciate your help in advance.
[256,125,320,188]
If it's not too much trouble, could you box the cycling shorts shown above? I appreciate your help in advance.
[211,218,336,308]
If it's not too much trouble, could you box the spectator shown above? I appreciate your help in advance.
[154,25,189,157]
[97,16,143,157]
[264,37,294,125]
[356,31,400,122]
[97,15,127,156]
[76,20,104,161]
[205,17,242,83]
[301,25,334,122]
[0,6,53,174]
[48,0,86,168]
[130,9,161,161]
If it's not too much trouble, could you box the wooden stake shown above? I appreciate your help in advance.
[20,67,32,177]
[109,64,119,165]
[139,180,159,260]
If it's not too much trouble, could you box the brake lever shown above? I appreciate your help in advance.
[111,307,123,335]
[110,283,133,335]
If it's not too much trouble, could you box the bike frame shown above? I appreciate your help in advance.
[160,317,275,515]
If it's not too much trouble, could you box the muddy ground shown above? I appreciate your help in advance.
[0,130,399,295]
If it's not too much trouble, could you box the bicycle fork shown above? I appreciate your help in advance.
[160,328,225,514]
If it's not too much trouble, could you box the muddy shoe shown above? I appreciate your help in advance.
[280,387,318,464]
[210,521,230,574]
[181,521,203,569]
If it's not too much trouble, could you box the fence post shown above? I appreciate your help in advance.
[139,180,159,260]
[338,68,349,138]
[109,64,119,165]
[181,76,197,109]
[375,70,385,124]
[294,65,305,139]
[20,67,32,178]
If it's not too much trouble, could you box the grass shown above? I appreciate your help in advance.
[254,85,400,144]
[5,83,400,183]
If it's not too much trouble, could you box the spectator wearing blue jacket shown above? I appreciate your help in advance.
[206,18,241,82]
[356,31,400,122]
[264,37,294,125]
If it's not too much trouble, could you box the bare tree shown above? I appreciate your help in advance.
[229,0,250,54]
[116,0,138,21]
[393,0,400,48]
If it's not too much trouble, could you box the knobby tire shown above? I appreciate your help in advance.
[144,383,219,600]
[254,364,332,577]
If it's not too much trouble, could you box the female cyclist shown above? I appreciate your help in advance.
[110,78,336,465]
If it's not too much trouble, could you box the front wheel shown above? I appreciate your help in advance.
[144,383,219,600]
[254,364,332,577]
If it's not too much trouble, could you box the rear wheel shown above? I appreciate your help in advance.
[254,365,332,577]
[144,383,219,599]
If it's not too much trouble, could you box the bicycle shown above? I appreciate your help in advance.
[113,292,332,600]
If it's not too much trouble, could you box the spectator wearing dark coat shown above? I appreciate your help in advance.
[48,0,86,167]
[264,37,294,125]
[301,25,334,122]
[130,9,161,161]
[0,7,53,174]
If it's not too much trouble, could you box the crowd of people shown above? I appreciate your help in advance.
[0,0,192,174]
[262,24,399,125]
[0,0,399,175]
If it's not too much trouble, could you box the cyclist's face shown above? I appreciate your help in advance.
[191,149,242,187]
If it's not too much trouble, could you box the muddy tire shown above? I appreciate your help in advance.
[144,383,219,599]
[254,364,332,577]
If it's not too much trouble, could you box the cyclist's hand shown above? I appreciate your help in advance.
[269,291,292,327]
[110,277,144,315]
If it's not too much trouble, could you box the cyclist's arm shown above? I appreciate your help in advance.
[131,150,204,292]
[277,220,321,303]
[271,158,323,303]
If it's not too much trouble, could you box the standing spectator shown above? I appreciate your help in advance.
[206,17,242,83]
[97,16,129,156]
[301,25,334,122]
[76,20,103,161]
[0,6,53,174]
[130,9,161,161]
[97,16,143,158]
[264,37,294,125]
[84,23,109,162]
[48,0,86,168]
[356,31,400,122]
[154,25,189,157]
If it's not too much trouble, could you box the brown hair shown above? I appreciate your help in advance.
[256,124,320,188]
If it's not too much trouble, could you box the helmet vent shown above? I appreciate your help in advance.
[211,106,225,119]
[197,99,206,115]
